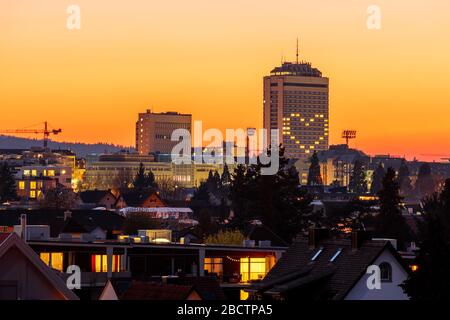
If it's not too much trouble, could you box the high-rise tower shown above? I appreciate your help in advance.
[263,46,329,183]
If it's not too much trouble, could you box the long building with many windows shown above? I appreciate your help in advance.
[263,58,329,184]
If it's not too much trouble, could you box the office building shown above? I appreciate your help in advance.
[136,110,192,155]
[263,51,329,183]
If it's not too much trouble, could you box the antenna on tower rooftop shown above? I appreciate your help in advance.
[296,37,299,64]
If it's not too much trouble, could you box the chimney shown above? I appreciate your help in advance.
[64,210,72,221]
[308,228,330,249]
[20,214,27,242]
[351,230,373,250]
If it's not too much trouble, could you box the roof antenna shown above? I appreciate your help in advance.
[296,37,299,64]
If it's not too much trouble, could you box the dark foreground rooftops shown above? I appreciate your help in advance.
[249,229,411,300]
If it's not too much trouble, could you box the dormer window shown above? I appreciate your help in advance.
[311,247,324,261]
[329,248,343,262]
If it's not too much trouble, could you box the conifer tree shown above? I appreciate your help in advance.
[348,160,368,194]
[370,162,386,195]
[398,159,413,197]
[374,167,410,250]
[307,151,323,186]
[0,162,17,202]
[416,163,436,198]
[401,179,450,300]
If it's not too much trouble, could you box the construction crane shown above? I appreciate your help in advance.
[0,121,62,148]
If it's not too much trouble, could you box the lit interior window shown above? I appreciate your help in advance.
[204,258,223,276]
[19,181,25,190]
[240,290,249,301]
[40,253,50,266]
[240,257,268,283]
[40,252,64,272]
[91,255,121,272]
[30,182,36,190]
[51,253,64,271]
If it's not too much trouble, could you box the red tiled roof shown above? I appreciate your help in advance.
[120,281,196,300]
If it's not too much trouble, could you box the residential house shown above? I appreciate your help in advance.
[0,232,79,300]
[79,190,117,210]
[247,229,411,300]
[119,189,167,208]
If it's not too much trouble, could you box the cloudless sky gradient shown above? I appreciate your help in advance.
[0,0,449,161]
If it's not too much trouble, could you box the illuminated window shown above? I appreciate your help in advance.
[240,290,249,301]
[40,253,50,266]
[329,248,343,262]
[91,255,121,272]
[30,181,36,190]
[311,247,324,261]
[40,252,64,272]
[23,170,30,176]
[19,181,25,190]
[29,191,36,199]
[31,170,37,177]
[204,258,223,276]
[240,257,267,283]
[47,170,55,177]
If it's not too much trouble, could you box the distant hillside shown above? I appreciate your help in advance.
[0,135,132,157]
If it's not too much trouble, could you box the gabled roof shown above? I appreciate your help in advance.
[79,190,115,204]
[0,233,79,300]
[251,237,409,300]
[120,189,164,207]
[120,281,198,300]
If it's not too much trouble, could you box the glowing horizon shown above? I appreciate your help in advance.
[1,0,449,162]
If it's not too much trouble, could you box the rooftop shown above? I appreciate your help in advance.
[249,230,409,300]
[270,62,322,77]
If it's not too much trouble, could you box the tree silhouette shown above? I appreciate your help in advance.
[230,147,316,243]
[348,160,368,195]
[401,179,450,300]
[133,162,157,190]
[370,162,386,195]
[416,163,436,198]
[398,159,413,197]
[374,167,410,250]
[307,151,323,186]
[39,184,78,210]
[0,162,17,202]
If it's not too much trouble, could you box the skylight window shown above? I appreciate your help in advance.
[329,248,343,262]
[311,247,324,261]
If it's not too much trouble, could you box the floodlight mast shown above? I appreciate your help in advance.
[342,130,357,147]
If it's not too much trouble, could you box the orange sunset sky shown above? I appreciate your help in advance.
[0,0,449,161]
